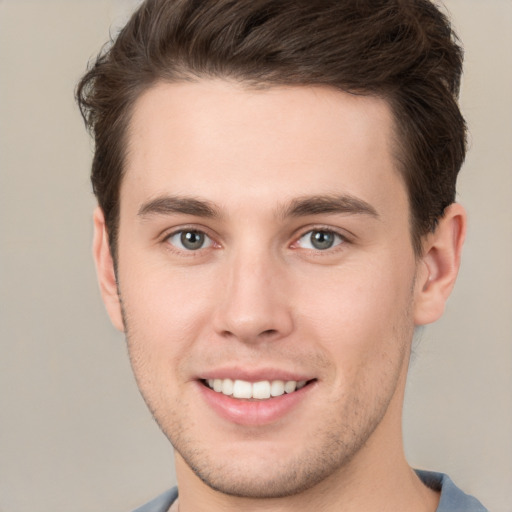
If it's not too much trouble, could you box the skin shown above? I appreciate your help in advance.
[93,80,466,512]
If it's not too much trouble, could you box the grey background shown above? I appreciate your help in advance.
[0,1,510,511]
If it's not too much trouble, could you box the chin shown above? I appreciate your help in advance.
[183,451,338,499]
[171,422,365,499]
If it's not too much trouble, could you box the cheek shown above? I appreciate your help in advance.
[120,277,203,417]
[119,263,218,377]
[294,259,415,366]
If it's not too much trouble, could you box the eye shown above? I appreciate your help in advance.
[166,230,213,251]
[296,229,344,251]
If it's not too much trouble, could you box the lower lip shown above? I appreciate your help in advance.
[197,381,315,426]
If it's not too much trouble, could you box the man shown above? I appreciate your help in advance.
[76,1,487,510]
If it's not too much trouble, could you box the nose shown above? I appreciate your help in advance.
[212,250,294,344]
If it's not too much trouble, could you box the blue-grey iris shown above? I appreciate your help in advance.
[310,231,335,250]
[181,231,205,250]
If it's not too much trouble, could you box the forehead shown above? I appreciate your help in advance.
[122,80,407,220]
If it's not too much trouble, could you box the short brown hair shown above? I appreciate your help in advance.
[76,0,466,259]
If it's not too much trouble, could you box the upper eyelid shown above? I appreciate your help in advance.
[298,228,345,239]
[293,225,353,243]
[161,224,216,241]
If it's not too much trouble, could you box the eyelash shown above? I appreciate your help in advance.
[162,226,350,255]
[293,228,347,252]
[163,226,217,255]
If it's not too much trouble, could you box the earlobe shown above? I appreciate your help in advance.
[413,203,467,326]
[92,207,125,332]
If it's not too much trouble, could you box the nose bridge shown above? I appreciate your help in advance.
[213,242,293,343]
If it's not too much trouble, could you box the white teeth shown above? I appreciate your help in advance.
[252,381,271,399]
[284,381,297,394]
[233,380,252,399]
[207,378,308,400]
[270,380,285,397]
[221,378,234,396]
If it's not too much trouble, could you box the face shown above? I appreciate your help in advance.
[104,80,427,498]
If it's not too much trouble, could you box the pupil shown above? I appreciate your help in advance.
[311,231,334,250]
[181,231,204,250]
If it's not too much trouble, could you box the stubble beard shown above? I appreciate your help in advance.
[127,347,408,499]
[169,398,392,499]
[120,296,412,500]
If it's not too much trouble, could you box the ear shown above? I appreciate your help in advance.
[92,207,125,332]
[413,203,467,326]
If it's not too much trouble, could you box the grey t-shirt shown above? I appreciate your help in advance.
[132,470,488,512]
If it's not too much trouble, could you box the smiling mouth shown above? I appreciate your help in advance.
[202,378,315,400]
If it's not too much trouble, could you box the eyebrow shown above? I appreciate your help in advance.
[278,194,379,219]
[137,193,379,220]
[138,195,220,218]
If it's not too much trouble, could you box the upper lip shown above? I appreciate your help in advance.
[198,366,315,383]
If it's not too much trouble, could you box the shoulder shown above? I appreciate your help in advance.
[416,470,488,512]
[131,487,178,512]
[132,475,487,512]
